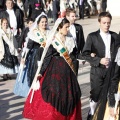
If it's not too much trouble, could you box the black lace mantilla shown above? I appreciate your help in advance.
[41,56,81,116]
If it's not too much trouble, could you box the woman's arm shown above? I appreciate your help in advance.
[108,64,120,107]
[39,45,53,76]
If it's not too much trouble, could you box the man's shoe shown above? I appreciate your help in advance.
[87,114,93,120]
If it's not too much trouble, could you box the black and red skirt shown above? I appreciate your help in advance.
[23,57,82,120]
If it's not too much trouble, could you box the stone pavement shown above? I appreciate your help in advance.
[0,16,120,120]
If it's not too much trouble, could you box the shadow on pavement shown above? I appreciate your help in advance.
[80,82,90,120]
[0,80,25,120]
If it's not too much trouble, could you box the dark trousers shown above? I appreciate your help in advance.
[73,60,79,76]
[52,13,58,22]
[90,66,108,102]
[79,5,84,19]
[102,2,107,12]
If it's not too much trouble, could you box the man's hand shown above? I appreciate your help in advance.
[20,58,25,64]
[100,58,109,66]
[91,53,96,57]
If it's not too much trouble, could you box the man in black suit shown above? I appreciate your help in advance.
[0,0,5,10]
[66,8,85,75]
[78,0,85,19]
[101,0,107,12]
[0,0,5,18]
[28,0,44,19]
[82,12,118,119]
[0,0,24,34]
[52,0,60,22]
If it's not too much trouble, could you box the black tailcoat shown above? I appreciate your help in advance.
[74,23,85,58]
[82,30,118,102]
[71,23,85,75]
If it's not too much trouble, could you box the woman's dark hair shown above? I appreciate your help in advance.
[57,18,70,31]
[37,15,48,24]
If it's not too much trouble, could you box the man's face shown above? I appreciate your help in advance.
[67,12,76,24]
[99,17,111,33]
[6,0,13,10]
[28,21,33,28]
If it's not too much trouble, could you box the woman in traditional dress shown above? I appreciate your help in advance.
[23,18,82,120]
[13,12,50,97]
[107,33,120,120]
[0,18,19,80]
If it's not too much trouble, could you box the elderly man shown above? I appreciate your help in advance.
[0,0,24,35]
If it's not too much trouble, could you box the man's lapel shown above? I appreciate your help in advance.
[96,30,105,48]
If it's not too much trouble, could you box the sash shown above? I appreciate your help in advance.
[33,29,46,48]
[52,37,76,74]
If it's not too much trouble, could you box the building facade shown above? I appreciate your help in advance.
[107,0,120,16]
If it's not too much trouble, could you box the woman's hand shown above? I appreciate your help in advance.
[37,74,42,80]
[109,107,118,120]
[20,58,25,64]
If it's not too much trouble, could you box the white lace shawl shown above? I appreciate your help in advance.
[0,28,18,61]
[55,33,75,54]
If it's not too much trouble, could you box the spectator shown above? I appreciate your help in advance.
[18,18,34,51]
[47,0,53,22]
[0,0,24,35]
[78,0,85,19]
[101,0,107,12]
[0,18,19,80]
[52,0,60,22]
[0,0,5,10]
[31,3,44,21]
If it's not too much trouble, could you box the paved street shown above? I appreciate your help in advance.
[0,16,120,120]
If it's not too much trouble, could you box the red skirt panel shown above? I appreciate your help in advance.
[23,76,82,120]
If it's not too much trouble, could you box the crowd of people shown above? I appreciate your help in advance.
[0,0,108,22]
[1,0,120,120]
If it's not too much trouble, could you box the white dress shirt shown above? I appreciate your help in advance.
[69,24,77,47]
[79,0,83,5]
[100,29,111,59]
[7,9,17,28]
[6,9,17,35]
